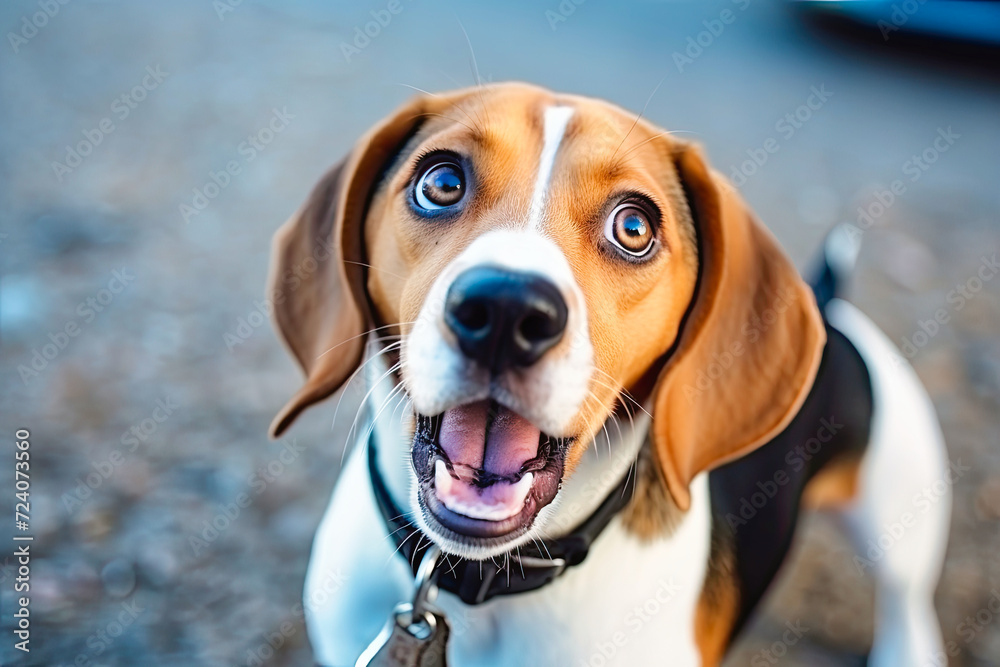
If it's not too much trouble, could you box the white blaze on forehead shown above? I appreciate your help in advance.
[527,105,574,230]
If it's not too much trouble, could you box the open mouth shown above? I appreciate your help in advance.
[411,399,570,546]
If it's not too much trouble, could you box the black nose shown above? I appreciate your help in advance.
[444,267,568,373]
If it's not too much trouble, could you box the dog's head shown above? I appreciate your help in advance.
[267,83,824,559]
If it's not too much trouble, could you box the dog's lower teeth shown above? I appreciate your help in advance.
[434,459,533,521]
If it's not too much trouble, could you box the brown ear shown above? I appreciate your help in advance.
[651,143,826,510]
[267,94,447,438]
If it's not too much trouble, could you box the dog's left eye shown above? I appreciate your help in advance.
[605,203,656,258]
[414,159,466,211]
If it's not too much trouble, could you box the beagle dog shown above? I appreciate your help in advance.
[266,83,951,666]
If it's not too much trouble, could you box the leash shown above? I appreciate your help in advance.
[356,546,450,667]
[358,430,635,665]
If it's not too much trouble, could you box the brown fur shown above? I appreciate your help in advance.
[801,453,863,509]
[694,528,741,666]
[267,80,828,663]
[268,79,824,514]
[621,440,685,539]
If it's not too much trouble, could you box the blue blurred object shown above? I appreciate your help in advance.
[793,0,1000,46]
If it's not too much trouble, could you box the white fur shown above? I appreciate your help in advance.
[306,360,711,665]
[527,106,574,231]
[404,229,593,439]
[305,299,954,665]
[401,104,591,559]
[827,299,951,666]
[403,227,596,559]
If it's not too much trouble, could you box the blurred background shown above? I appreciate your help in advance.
[1,0,998,665]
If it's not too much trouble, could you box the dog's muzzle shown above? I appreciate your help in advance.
[407,267,575,546]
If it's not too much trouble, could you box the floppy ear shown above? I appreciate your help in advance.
[651,143,826,510]
[267,94,446,438]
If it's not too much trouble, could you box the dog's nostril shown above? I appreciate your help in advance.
[519,309,555,342]
[455,300,491,333]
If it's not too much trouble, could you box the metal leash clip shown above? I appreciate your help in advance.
[356,546,451,667]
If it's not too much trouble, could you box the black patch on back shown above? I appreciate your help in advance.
[707,323,873,641]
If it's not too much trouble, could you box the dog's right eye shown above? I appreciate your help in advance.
[413,158,466,212]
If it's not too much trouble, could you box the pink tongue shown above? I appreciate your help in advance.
[438,400,541,477]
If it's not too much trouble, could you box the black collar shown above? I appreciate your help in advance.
[367,433,635,605]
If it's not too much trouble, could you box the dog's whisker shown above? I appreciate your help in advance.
[578,392,604,457]
[314,322,413,361]
[610,77,663,164]
[390,388,411,424]
[602,416,613,457]
[341,260,408,281]
[531,535,554,562]
[409,534,427,572]
[616,129,695,167]
[359,383,408,453]
[395,82,436,96]
[395,81,486,136]
[579,388,617,455]
[605,413,625,442]
[379,519,419,546]
[343,360,403,458]
[456,18,491,129]
[334,341,404,467]
[621,451,637,500]
[414,111,478,136]
[332,342,403,463]
[444,553,461,577]
[384,525,423,565]
[352,366,406,447]
[382,388,411,436]
[589,367,651,419]
[385,510,416,525]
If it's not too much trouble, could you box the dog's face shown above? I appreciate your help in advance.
[268,83,825,559]
[363,89,699,556]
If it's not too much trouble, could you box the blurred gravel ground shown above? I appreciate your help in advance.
[0,1,997,665]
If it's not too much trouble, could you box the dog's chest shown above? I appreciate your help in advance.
[436,478,712,666]
[304,443,712,666]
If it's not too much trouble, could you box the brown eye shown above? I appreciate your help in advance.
[605,203,655,258]
[415,161,465,210]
